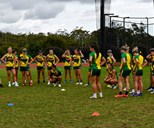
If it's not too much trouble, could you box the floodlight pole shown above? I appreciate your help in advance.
[100,0,105,55]
[123,17,129,45]
[146,17,149,34]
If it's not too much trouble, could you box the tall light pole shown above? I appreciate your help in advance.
[109,15,119,48]
[123,17,129,45]
[146,17,149,34]
[100,0,105,55]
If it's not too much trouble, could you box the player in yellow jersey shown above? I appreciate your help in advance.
[104,63,118,89]
[18,48,34,86]
[12,50,19,85]
[115,46,132,98]
[46,49,60,85]
[146,48,154,93]
[106,50,116,88]
[72,49,84,85]
[34,50,46,84]
[89,45,106,99]
[1,47,18,87]
[62,49,72,83]
[131,47,147,96]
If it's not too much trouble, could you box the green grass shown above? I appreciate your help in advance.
[0,66,154,128]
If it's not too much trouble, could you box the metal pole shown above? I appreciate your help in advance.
[146,17,149,34]
[123,18,125,46]
[100,0,105,55]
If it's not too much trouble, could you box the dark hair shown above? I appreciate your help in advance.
[90,45,100,58]
[12,50,17,53]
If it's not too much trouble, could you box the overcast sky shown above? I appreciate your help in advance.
[0,0,153,34]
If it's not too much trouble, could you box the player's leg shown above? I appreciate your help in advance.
[7,69,11,87]
[22,71,26,86]
[47,68,51,85]
[12,68,18,86]
[74,68,79,85]
[64,68,67,83]
[37,68,41,83]
[78,69,83,85]
[69,68,72,83]
[115,75,123,98]
[90,75,97,99]
[26,71,32,86]
[96,70,103,98]
[138,76,143,95]
[42,68,45,83]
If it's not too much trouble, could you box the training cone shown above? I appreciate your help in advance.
[91,112,100,117]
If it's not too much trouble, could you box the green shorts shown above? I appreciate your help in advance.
[92,69,101,76]
[20,66,29,71]
[37,66,44,70]
[48,67,52,70]
[64,66,71,70]
[120,70,131,77]
[6,67,13,71]
[88,67,92,72]
[73,66,81,70]
[135,70,143,76]
[151,70,154,76]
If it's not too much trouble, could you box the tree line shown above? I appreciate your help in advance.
[0,23,153,61]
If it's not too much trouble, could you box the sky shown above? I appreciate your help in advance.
[0,0,153,34]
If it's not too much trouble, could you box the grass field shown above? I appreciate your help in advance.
[0,66,154,128]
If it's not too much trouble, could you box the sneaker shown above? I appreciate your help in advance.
[148,88,153,92]
[115,94,123,98]
[47,81,50,85]
[15,82,19,87]
[12,82,15,86]
[151,90,154,94]
[90,95,97,99]
[137,90,140,95]
[147,86,152,90]
[58,84,61,88]
[8,82,11,87]
[99,94,103,98]
[80,82,83,85]
[130,93,138,97]
[76,82,80,85]
[138,93,143,96]
[113,85,117,90]
[84,83,89,86]
[129,89,135,94]
[123,94,128,98]
[123,87,126,91]
[70,80,72,83]
[110,85,113,89]
[53,83,57,87]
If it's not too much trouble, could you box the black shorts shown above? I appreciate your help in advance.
[120,70,131,78]
[20,66,29,71]
[6,67,13,71]
[73,66,81,70]
[37,66,44,70]
[92,69,101,76]
[151,70,154,76]
[48,67,52,70]
[135,70,143,76]
[64,66,71,70]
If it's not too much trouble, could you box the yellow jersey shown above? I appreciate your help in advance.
[47,54,56,67]
[151,55,154,70]
[64,55,72,67]
[72,55,81,67]
[36,55,45,67]
[134,54,144,70]
[19,54,31,67]
[5,53,15,67]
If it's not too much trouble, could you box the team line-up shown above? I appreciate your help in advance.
[0,45,154,98]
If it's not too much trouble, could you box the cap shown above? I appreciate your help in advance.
[22,48,27,52]
[150,48,154,52]
[120,46,126,50]
[39,50,42,53]
[107,50,112,53]
[132,47,138,53]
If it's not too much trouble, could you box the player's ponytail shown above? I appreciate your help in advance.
[91,45,100,59]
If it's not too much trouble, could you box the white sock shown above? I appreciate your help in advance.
[24,80,26,83]
[8,81,11,84]
[99,92,103,97]
[30,80,33,83]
